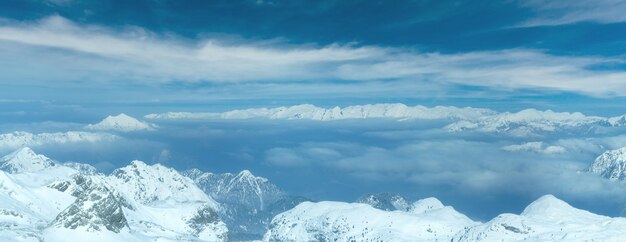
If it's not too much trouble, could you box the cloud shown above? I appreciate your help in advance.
[264,139,626,201]
[502,141,566,154]
[1,16,626,97]
[0,131,118,151]
[520,0,626,26]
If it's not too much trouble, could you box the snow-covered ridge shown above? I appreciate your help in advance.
[0,148,228,241]
[145,103,496,121]
[264,198,477,242]
[587,147,626,180]
[0,131,118,150]
[456,195,626,241]
[145,103,626,136]
[265,195,626,242]
[445,108,612,136]
[86,113,157,132]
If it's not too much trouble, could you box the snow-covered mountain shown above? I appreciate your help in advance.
[3,147,625,242]
[264,198,477,242]
[0,147,56,173]
[355,192,410,211]
[587,147,626,180]
[146,104,626,137]
[455,195,626,241]
[85,113,156,132]
[446,109,611,136]
[0,148,228,242]
[109,160,210,204]
[0,131,118,150]
[145,103,495,121]
[183,168,307,241]
[265,195,626,242]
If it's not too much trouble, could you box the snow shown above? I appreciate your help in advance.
[587,147,626,180]
[85,113,157,132]
[0,131,118,150]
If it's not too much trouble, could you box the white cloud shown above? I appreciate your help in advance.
[1,16,626,97]
[520,0,626,26]
[0,131,118,151]
[263,140,626,199]
[502,142,567,154]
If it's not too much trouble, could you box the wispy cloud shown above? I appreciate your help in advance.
[1,16,626,97]
[519,0,626,26]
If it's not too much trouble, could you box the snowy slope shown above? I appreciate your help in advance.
[265,195,626,242]
[0,131,118,150]
[264,199,477,242]
[454,195,626,241]
[85,113,156,132]
[587,147,626,180]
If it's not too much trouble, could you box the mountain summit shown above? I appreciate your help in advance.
[85,113,156,132]
[587,147,626,180]
[0,147,56,173]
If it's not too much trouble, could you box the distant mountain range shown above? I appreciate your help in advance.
[145,103,626,136]
[1,147,626,241]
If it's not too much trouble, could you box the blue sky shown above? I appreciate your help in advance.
[2,0,626,221]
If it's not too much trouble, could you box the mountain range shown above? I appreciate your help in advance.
[1,147,626,241]
[145,103,626,136]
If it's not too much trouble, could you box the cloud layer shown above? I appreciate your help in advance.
[1,16,626,98]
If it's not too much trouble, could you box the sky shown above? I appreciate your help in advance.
[2,0,626,220]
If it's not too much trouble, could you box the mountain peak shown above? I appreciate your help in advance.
[0,147,56,173]
[234,169,267,182]
[109,160,210,204]
[85,113,156,132]
[521,195,575,217]
[587,147,626,180]
[409,197,445,214]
